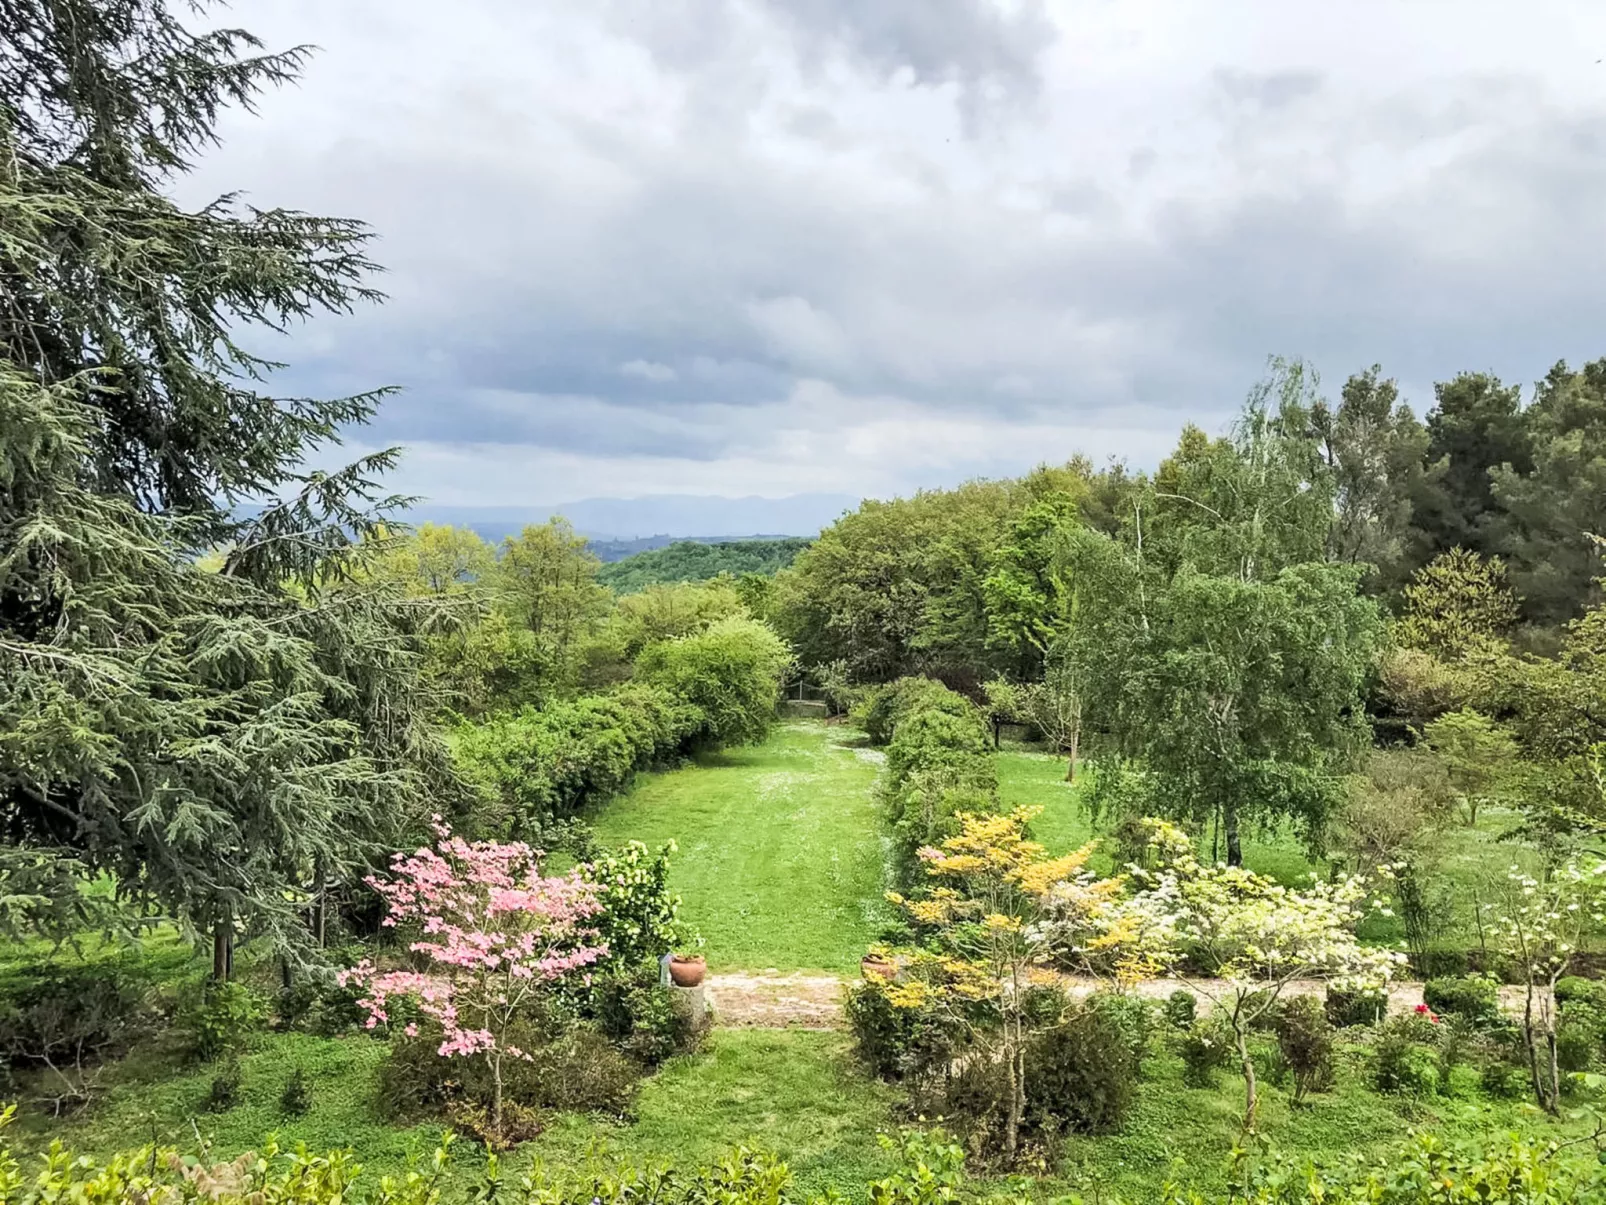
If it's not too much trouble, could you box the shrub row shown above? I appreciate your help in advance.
[453,683,702,836]
[453,617,792,838]
[860,678,998,882]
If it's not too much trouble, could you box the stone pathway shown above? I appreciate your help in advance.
[702,972,1541,1028]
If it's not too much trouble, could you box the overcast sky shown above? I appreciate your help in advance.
[189,0,1606,507]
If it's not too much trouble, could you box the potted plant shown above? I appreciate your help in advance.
[669,953,706,987]
[861,951,897,981]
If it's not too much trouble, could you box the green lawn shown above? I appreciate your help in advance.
[587,722,892,973]
[23,1028,900,1199]
[25,1017,1595,1202]
[10,720,1586,1202]
[995,747,1316,881]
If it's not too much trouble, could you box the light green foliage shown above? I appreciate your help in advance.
[1121,820,1403,1133]
[879,683,998,878]
[1486,857,1606,1112]
[373,523,494,596]
[1100,561,1383,864]
[636,617,793,748]
[1397,549,1520,659]
[770,482,1019,681]
[981,495,1080,676]
[597,540,811,594]
[493,521,612,691]
[581,841,692,968]
[1150,360,1335,582]
[1424,709,1520,823]
[592,579,750,670]
[16,1100,1606,1205]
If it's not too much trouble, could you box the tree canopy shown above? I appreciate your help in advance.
[0,0,460,966]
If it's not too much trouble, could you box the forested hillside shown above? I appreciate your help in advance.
[598,537,812,592]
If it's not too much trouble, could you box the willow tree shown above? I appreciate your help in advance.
[0,0,462,973]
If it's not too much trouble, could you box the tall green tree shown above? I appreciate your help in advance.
[1414,372,1531,559]
[1103,562,1382,864]
[1309,366,1431,588]
[1151,358,1333,583]
[0,0,459,971]
[493,519,610,689]
[981,495,1079,678]
[1489,359,1606,626]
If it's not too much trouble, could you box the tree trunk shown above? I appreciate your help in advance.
[1064,724,1079,783]
[1523,981,1554,1112]
[211,922,233,982]
[1004,1028,1025,1163]
[1224,798,1243,867]
[312,859,327,948]
[491,1050,504,1138]
[1234,1021,1258,1134]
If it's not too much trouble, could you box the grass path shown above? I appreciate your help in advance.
[589,722,891,973]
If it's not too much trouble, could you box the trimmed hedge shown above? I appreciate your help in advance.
[454,618,791,837]
[871,679,998,882]
[452,683,703,834]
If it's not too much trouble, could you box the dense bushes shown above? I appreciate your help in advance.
[591,964,705,1065]
[1325,986,1387,1028]
[178,980,267,1062]
[378,1016,640,1134]
[848,976,1144,1150]
[1274,996,1335,1103]
[453,616,790,838]
[844,977,964,1082]
[857,677,978,746]
[453,682,703,835]
[1024,1004,1142,1136]
[0,958,157,1111]
[636,616,793,748]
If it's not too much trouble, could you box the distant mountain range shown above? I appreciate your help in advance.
[400,493,860,548]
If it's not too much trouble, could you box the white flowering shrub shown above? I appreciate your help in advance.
[1118,820,1404,1132]
[1486,857,1606,1112]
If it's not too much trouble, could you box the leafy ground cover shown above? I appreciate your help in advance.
[586,722,892,973]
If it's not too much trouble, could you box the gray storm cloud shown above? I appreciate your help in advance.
[185,0,1606,505]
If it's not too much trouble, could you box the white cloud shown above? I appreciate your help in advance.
[620,359,679,381]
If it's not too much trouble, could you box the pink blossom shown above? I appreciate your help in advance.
[340,819,608,1108]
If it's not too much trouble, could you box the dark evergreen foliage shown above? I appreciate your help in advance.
[0,0,464,964]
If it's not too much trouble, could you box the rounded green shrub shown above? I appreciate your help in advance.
[1276,995,1335,1102]
[1024,1006,1140,1135]
[1325,986,1386,1028]
[1163,989,1197,1030]
[1422,976,1499,1024]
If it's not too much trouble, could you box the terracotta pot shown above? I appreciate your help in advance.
[668,954,706,987]
[861,954,897,981]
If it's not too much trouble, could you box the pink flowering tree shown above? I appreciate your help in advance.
[340,818,608,1136]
